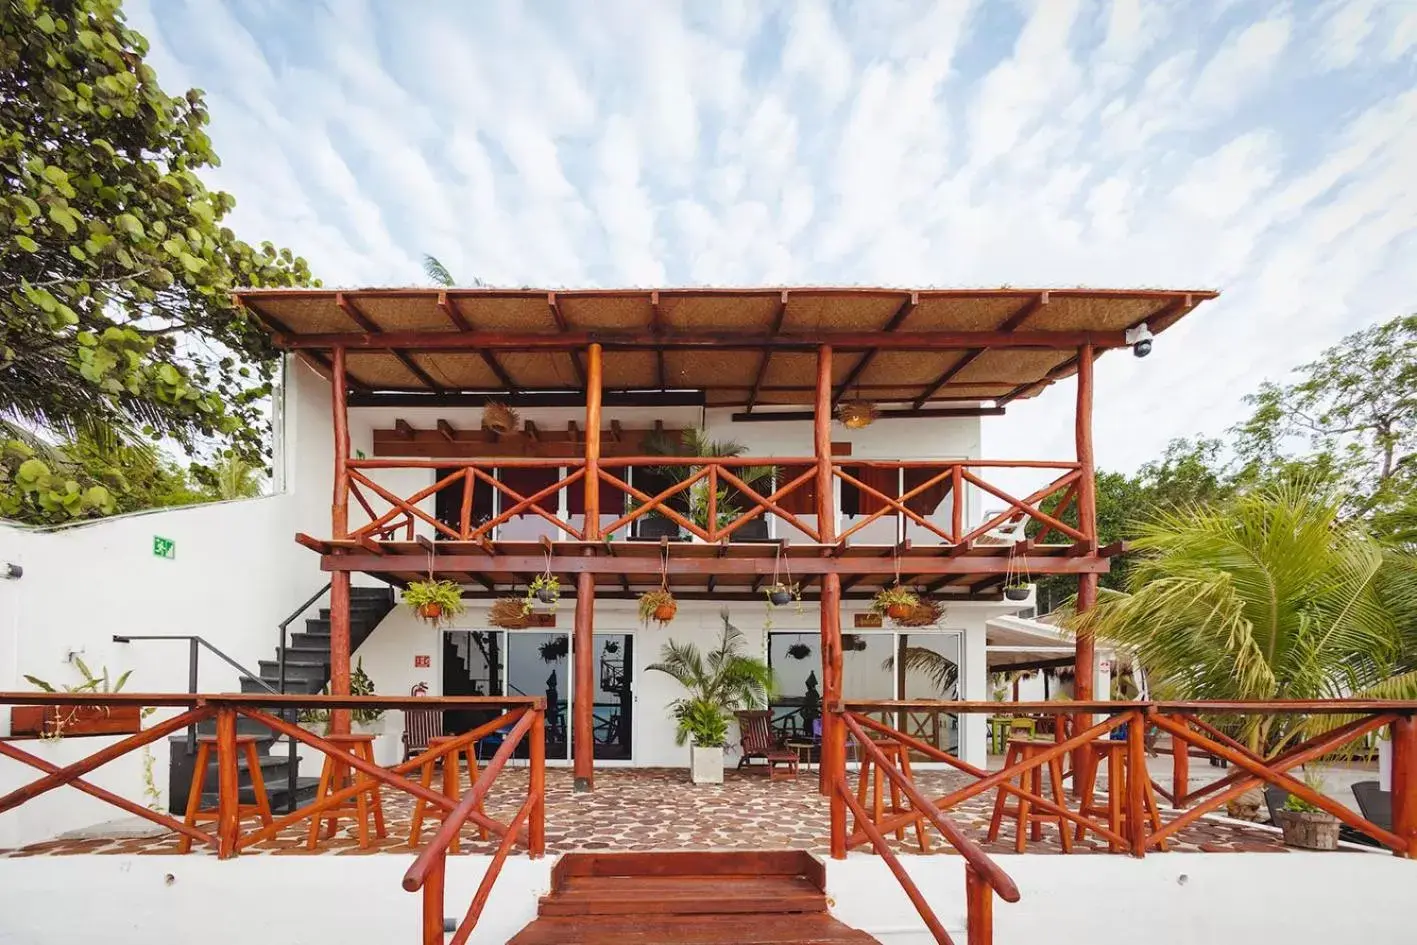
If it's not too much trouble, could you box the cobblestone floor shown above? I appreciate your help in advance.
[0,765,1306,858]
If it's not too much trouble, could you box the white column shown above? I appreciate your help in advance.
[960,621,989,768]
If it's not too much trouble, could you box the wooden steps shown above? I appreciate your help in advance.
[509,851,878,945]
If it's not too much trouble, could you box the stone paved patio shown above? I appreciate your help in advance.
[0,765,1318,858]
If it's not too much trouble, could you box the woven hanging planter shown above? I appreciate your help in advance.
[836,399,879,429]
[482,401,519,435]
[488,597,531,629]
[893,597,944,627]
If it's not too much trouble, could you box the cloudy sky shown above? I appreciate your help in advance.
[126,0,1417,473]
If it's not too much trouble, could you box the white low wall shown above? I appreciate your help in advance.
[0,851,1409,944]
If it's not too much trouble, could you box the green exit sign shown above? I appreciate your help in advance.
[152,536,175,559]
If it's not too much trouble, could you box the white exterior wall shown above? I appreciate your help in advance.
[0,852,1411,945]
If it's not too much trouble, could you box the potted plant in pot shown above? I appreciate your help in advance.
[647,610,776,784]
[872,584,919,622]
[16,660,144,738]
[403,578,464,625]
[765,581,799,607]
[638,588,678,627]
[350,658,399,765]
[1003,583,1033,601]
[525,573,560,610]
[1274,770,1340,850]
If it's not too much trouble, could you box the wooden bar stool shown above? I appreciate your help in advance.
[987,737,1073,853]
[409,735,488,851]
[855,739,930,853]
[306,733,387,850]
[1074,737,1166,852]
[178,734,273,853]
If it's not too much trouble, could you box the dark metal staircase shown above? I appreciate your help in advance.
[165,586,396,814]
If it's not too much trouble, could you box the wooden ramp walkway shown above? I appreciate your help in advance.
[509,850,878,944]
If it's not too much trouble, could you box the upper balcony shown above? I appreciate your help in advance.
[238,285,1218,591]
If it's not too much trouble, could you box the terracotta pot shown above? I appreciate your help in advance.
[886,602,914,620]
[418,602,443,620]
[654,600,678,623]
[1276,809,1340,850]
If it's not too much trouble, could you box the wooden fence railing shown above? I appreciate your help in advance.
[0,692,545,945]
[338,456,1091,549]
[834,700,1417,862]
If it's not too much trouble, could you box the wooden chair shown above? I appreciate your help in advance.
[402,706,444,762]
[178,734,274,853]
[856,739,930,852]
[735,710,799,781]
[988,737,1072,853]
[1074,737,1166,852]
[307,733,387,850]
[409,735,488,851]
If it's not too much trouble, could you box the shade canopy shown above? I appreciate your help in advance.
[236,286,1217,408]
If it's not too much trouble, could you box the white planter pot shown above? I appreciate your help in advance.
[1379,737,1392,791]
[690,745,724,784]
[353,719,398,767]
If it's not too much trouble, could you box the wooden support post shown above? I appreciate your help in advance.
[965,865,994,945]
[1074,574,1097,702]
[332,346,350,538]
[1126,709,1148,857]
[216,706,239,858]
[422,854,446,945]
[815,345,836,543]
[583,343,603,540]
[1075,343,1096,553]
[820,572,843,797]
[329,571,352,735]
[1392,714,1417,858]
[573,569,595,792]
[530,706,546,856]
[830,728,847,859]
[1171,714,1190,810]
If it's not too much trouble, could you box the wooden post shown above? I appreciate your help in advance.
[820,572,843,797]
[965,865,993,945]
[216,706,239,858]
[529,705,546,856]
[573,569,595,792]
[1074,343,1096,553]
[1391,714,1417,858]
[829,721,847,859]
[1126,709,1148,857]
[332,345,350,538]
[815,344,836,543]
[1171,714,1190,810]
[583,343,603,540]
[329,571,352,735]
[422,854,446,945]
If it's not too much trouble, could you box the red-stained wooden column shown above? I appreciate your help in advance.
[1171,714,1190,809]
[583,343,603,540]
[329,345,353,735]
[1392,714,1417,858]
[815,345,836,544]
[216,706,240,858]
[815,345,842,796]
[1073,344,1098,705]
[573,568,595,792]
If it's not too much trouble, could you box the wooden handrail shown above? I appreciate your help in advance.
[841,713,1020,902]
[838,698,1417,714]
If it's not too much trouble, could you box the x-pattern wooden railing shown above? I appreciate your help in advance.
[0,692,545,945]
[830,460,1086,547]
[346,458,586,542]
[833,700,1417,865]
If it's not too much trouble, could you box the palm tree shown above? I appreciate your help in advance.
[647,610,777,746]
[641,428,776,531]
[1068,482,1417,754]
[208,453,263,500]
[421,255,485,288]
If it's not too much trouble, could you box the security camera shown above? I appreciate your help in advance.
[1125,323,1154,358]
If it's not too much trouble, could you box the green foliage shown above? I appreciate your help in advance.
[350,657,383,725]
[641,428,775,530]
[647,610,777,747]
[25,656,130,694]
[1282,768,1330,814]
[0,0,315,524]
[523,573,560,614]
[871,583,919,616]
[637,588,677,626]
[402,579,465,624]
[1069,483,1417,754]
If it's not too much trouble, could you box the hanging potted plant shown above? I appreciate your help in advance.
[1004,583,1033,601]
[524,574,561,611]
[765,582,799,607]
[1003,538,1033,601]
[872,584,919,622]
[639,588,678,627]
[482,401,519,435]
[489,597,532,629]
[786,642,813,661]
[403,579,465,624]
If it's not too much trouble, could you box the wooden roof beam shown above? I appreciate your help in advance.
[437,291,517,390]
[394,418,414,440]
[744,291,789,414]
[546,293,586,387]
[833,292,916,407]
[524,420,540,441]
[651,290,667,391]
[336,292,443,391]
[436,419,456,442]
[913,292,1048,409]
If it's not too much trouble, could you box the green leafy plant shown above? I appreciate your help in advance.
[403,579,464,624]
[24,659,149,740]
[524,574,560,613]
[638,588,677,627]
[350,657,383,726]
[871,584,920,620]
[641,428,776,530]
[538,637,569,663]
[1282,768,1331,815]
[647,610,776,747]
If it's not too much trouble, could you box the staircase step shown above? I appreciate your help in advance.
[259,659,329,681]
[201,775,321,810]
[508,913,876,944]
[240,675,325,695]
[539,875,826,917]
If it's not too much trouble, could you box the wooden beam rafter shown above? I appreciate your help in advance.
[743,291,788,414]
[833,292,916,407]
[913,292,1047,409]
[336,292,443,391]
[436,419,456,442]
[437,291,517,390]
[546,293,586,387]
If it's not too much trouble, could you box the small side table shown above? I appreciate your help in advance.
[786,739,816,770]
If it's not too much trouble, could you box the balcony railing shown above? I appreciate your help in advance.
[339,457,1090,549]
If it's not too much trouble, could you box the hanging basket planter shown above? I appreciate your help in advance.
[482,401,520,435]
[489,597,531,630]
[638,589,678,627]
[1003,584,1033,601]
[765,582,800,607]
[893,597,944,627]
[403,579,465,626]
[872,584,920,623]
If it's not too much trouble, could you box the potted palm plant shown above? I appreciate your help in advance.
[647,610,776,784]
[642,428,775,539]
